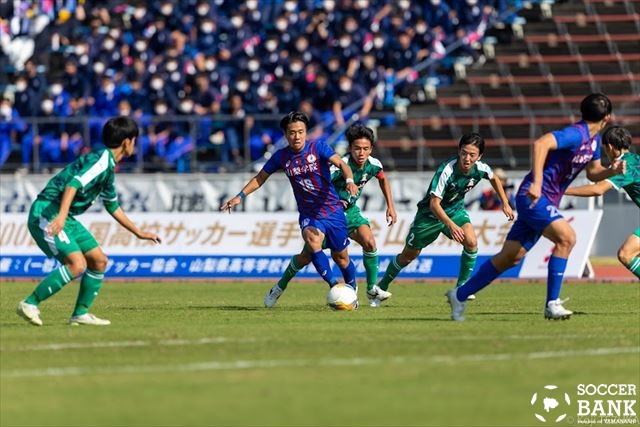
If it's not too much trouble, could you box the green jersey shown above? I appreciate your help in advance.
[331,155,384,208]
[606,151,640,208]
[418,156,493,219]
[36,149,120,216]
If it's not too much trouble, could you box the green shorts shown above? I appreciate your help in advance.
[28,200,100,262]
[344,205,370,234]
[634,228,640,238]
[405,209,471,250]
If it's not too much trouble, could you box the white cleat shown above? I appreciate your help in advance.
[366,285,392,308]
[264,284,284,308]
[544,298,573,320]
[69,313,111,326]
[16,300,43,326]
[466,294,476,301]
[446,288,466,321]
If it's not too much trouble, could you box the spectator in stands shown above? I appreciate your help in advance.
[476,167,516,210]
[0,98,29,168]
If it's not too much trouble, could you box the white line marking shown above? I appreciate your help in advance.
[2,347,637,379]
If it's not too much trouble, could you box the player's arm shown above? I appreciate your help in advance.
[488,175,515,221]
[585,158,626,182]
[110,208,161,243]
[329,153,358,197]
[430,194,465,243]
[46,186,77,236]
[220,170,271,212]
[565,180,613,197]
[377,172,397,226]
[528,133,557,205]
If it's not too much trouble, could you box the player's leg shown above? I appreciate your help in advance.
[377,245,422,292]
[457,222,479,299]
[326,216,356,291]
[617,229,640,279]
[265,249,312,308]
[69,242,111,325]
[302,221,338,287]
[541,218,575,314]
[350,224,378,292]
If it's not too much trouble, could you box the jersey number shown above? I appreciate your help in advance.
[299,178,316,193]
[546,205,560,218]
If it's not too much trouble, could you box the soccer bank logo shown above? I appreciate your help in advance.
[531,385,571,423]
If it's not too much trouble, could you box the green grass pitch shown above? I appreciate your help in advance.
[1,279,638,427]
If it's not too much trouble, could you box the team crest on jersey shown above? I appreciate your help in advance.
[306,153,316,163]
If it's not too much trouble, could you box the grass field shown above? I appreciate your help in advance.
[1,279,638,427]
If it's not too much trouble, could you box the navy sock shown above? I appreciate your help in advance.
[339,260,357,290]
[546,255,567,303]
[456,260,501,301]
[311,250,336,286]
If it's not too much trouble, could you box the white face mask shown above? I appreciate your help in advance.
[324,0,335,11]
[416,24,428,34]
[134,41,146,51]
[275,20,287,32]
[466,0,478,4]
[339,82,352,92]
[205,60,216,70]
[431,0,441,5]
[41,100,54,114]
[16,81,27,92]
[180,102,194,113]
[248,60,260,72]
[79,54,89,65]
[51,84,63,96]
[103,39,116,51]
[373,38,384,49]
[200,23,214,33]
[231,17,243,28]
[150,79,163,90]
[109,29,121,39]
[339,38,351,48]
[134,8,146,19]
[155,105,168,115]
[284,1,296,11]
[1,105,11,118]
[160,5,173,15]
[197,6,209,16]
[246,0,258,10]
[399,0,410,9]
[236,81,249,92]
[119,108,131,116]
[265,40,278,52]
[355,0,369,8]
[166,61,178,72]
[290,62,303,73]
[75,44,86,55]
[104,83,115,93]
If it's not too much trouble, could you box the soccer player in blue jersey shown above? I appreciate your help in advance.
[221,111,359,296]
[447,93,626,321]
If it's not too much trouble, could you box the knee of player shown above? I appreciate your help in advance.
[66,259,87,278]
[617,247,633,265]
[360,238,377,252]
[91,254,109,272]
[559,232,577,249]
[464,237,478,252]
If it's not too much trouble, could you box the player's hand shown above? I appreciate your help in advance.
[46,216,66,236]
[611,159,626,176]
[386,206,397,226]
[220,196,241,213]
[503,205,515,221]
[340,199,349,209]
[448,223,465,243]
[346,182,358,197]
[526,182,542,207]
[137,231,162,244]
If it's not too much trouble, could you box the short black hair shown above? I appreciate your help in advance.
[102,116,139,148]
[580,93,612,122]
[458,132,485,155]
[279,111,310,131]
[602,125,632,150]
[346,123,375,146]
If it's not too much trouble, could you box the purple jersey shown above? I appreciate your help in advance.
[262,140,343,218]
[517,121,601,206]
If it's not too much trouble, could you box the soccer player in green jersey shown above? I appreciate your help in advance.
[376,132,515,301]
[264,123,398,308]
[16,117,162,326]
[565,126,640,279]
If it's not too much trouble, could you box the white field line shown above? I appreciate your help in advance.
[1,334,632,353]
[1,347,638,379]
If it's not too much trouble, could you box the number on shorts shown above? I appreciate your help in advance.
[546,205,560,218]
[57,230,71,244]
[407,232,415,246]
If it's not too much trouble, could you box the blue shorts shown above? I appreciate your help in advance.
[299,212,350,252]
[506,195,564,251]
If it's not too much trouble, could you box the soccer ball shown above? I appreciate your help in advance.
[327,284,358,311]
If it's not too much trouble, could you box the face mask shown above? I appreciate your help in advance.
[103,39,115,51]
[119,108,131,116]
[170,71,180,82]
[41,100,54,114]
[104,83,115,93]
[275,20,287,31]
[150,79,163,90]
[355,0,369,8]
[265,40,278,51]
[399,0,410,9]
[373,38,384,48]
[248,60,260,72]
[205,59,216,70]
[166,61,178,72]
[134,8,146,19]
[231,17,243,28]
[16,81,27,92]
[1,105,11,118]
[180,102,194,113]
[109,29,121,39]
[51,84,63,96]
[200,23,214,33]
[290,62,303,73]
[466,0,478,4]
[339,82,352,92]
[160,5,173,15]
[339,37,351,48]
[134,41,146,51]
[416,24,428,34]
[346,23,357,33]
[75,45,86,55]
[197,6,209,16]
[236,81,249,92]
[324,0,335,11]
[155,105,168,115]
[247,0,258,10]
[284,1,296,11]
[431,0,441,5]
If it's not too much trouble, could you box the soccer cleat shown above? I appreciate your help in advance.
[264,284,284,308]
[16,300,43,326]
[69,313,111,326]
[366,285,392,308]
[544,298,573,320]
[446,288,466,321]
[466,294,476,301]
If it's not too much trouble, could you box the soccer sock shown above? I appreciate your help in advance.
[456,260,501,301]
[362,250,379,291]
[72,269,104,316]
[25,265,74,305]
[311,250,336,286]
[546,255,568,303]
[277,256,303,290]
[628,256,640,279]
[340,260,357,290]
[456,249,478,287]
[377,255,407,291]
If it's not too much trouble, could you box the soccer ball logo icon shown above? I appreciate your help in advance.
[531,385,571,422]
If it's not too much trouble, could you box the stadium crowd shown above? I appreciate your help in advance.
[0,0,522,172]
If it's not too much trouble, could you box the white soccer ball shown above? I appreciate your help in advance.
[327,284,358,311]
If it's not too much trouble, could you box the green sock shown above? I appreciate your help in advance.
[378,255,406,291]
[277,256,302,291]
[456,249,478,287]
[363,250,379,291]
[628,256,640,279]
[72,269,104,316]
[25,265,74,305]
